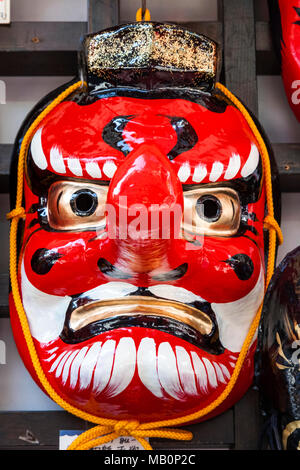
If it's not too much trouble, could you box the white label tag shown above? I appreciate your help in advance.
[0,0,10,24]
[59,430,147,450]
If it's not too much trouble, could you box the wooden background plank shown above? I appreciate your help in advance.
[0,274,9,317]
[273,144,300,192]
[0,51,78,76]
[150,409,234,449]
[234,389,261,450]
[0,409,234,449]
[88,0,119,33]
[0,144,11,193]
[256,21,273,51]
[0,19,280,76]
[175,21,223,45]
[0,20,274,53]
[222,0,261,450]
[0,411,88,449]
[223,0,258,115]
[0,22,87,51]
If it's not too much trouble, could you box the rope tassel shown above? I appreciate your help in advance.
[7,80,283,451]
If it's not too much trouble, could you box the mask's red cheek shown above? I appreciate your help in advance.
[22,230,115,296]
[171,236,264,304]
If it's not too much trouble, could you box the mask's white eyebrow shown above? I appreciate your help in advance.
[224,153,241,180]
[185,144,260,185]
[241,144,260,178]
[30,127,117,181]
[30,127,48,170]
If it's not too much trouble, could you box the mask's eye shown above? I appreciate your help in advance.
[70,189,98,217]
[196,195,222,223]
[182,187,241,237]
[47,181,108,230]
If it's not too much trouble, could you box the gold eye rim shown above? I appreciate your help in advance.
[47,180,108,231]
[182,186,241,237]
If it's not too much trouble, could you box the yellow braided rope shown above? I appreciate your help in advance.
[136,7,151,21]
[7,80,283,451]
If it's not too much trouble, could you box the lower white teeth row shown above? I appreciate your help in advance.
[46,337,233,400]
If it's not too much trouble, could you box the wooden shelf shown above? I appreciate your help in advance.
[0,408,235,450]
[0,22,87,51]
[0,20,280,75]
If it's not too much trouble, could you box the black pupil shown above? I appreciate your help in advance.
[196,195,222,222]
[71,189,97,217]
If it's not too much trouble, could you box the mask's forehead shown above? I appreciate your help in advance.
[28,95,261,186]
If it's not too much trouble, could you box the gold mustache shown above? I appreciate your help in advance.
[69,296,213,336]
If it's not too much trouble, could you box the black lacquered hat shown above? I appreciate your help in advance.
[80,22,220,91]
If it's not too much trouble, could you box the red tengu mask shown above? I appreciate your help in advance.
[9,23,278,423]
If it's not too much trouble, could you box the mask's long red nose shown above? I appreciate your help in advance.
[106,144,183,273]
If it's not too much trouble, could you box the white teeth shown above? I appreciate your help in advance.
[79,342,102,390]
[69,346,89,388]
[55,351,72,378]
[49,351,68,373]
[175,346,197,396]
[220,363,231,379]
[92,340,116,394]
[241,144,259,177]
[191,352,208,393]
[62,350,79,385]
[224,153,241,180]
[229,362,236,368]
[148,284,205,304]
[202,357,218,388]
[85,161,102,179]
[192,164,207,183]
[47,339,234,400]
[50,145,66,173]
[68,157,83,176]
[44,353,57,362]
[105,338,136,398]
[177,162,191,182]
[49,352,66,372]
[157,342,184,400]
[213,362,227,384]
[209,161,223,182]
[47,347,59,354]
[30,127,48,170]
[137,338,163,398]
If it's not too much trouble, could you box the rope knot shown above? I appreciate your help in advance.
[6,207,26,221]
[114,420,140,435]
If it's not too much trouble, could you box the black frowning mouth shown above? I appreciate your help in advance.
[60,288,223,355]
